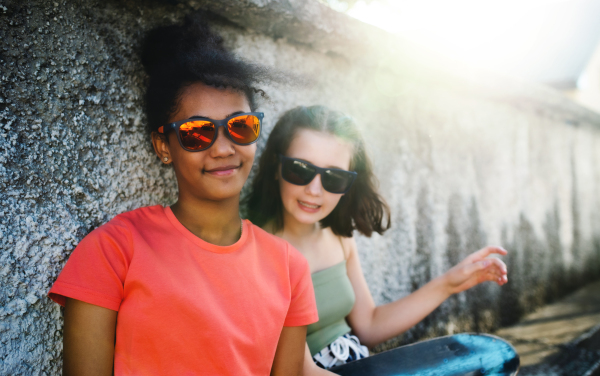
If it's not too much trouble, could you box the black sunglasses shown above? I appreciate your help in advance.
[158,112,263,152]
[279,155,357,194]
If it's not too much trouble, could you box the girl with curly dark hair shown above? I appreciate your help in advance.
[48,14,317,376]
[245,105,508,373]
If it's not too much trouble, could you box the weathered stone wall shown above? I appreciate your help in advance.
[1,0,599,373]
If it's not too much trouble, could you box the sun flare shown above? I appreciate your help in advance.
[347,0,593,81]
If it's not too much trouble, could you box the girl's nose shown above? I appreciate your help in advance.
[305,174,323,196]
[209,126,235,157]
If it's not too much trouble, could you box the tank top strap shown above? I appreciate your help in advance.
[338,236,348,261]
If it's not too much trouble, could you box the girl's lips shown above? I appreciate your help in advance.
[205,165,240,176]
[298,200,320,213]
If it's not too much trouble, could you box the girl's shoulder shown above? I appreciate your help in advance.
[323,227,356,260]
[245,221,312,272]
[246,219,289,248]
[112,205,165,224]
[258,219,277,236]
[322,227,356,260]
[84,205,165,242]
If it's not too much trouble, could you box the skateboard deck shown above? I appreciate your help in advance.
[329,333,520,376]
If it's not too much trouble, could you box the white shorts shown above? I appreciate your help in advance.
[312,333,370,369]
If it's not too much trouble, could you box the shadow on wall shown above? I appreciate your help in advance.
[373,195,600,353]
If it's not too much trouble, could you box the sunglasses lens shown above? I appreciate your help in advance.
[179,120,215,150]
[227,115,261,145]
[282,159,316,185]
[321,170,354,193]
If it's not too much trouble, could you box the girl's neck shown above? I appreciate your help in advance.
[279,212,345,273]
[278,212,321,244]
[171,195,242,246]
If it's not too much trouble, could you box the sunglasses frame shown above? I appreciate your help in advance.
[158,112,264,152]
[278,155,358,194]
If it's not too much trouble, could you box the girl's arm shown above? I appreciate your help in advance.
[271,326,308,376]
[63,298,117,376]
[345,238,508,348]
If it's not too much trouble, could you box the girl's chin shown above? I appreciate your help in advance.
[189,185,245,202]
[290,210,330,225]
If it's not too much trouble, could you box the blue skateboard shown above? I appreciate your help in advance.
[330,333,520,376]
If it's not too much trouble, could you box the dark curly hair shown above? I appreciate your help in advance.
[244,105,391,237]
[141,13,271,136]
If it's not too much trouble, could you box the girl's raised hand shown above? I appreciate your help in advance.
[442,246,508,295]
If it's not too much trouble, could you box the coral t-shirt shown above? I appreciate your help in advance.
[49,205,318,376]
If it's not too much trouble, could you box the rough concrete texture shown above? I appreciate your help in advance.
[1,0,600,373]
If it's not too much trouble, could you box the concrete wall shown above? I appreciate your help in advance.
[1,0,599,373]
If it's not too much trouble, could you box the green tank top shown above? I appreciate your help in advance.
[306,260,355,356]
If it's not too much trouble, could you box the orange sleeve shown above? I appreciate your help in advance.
[283,244,319,327]
[48,218,132,311]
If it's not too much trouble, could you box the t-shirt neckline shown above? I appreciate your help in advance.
[163,206,248,254]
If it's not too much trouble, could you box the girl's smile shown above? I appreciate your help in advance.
[204,164,241,176]
[298,199,321,213]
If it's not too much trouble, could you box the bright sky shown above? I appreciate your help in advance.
[345,0,600,86]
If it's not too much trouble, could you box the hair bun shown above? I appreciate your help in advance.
[142,12,273,135]
[141,12,226,76]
